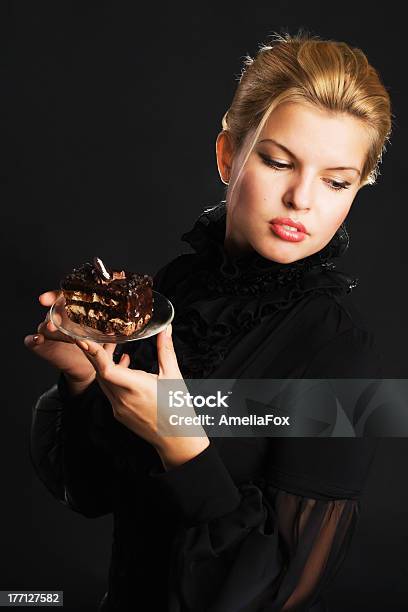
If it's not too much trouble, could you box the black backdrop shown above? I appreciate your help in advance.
[4,1,408,610]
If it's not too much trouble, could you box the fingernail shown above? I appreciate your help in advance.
[77,340,89,351]
[165,324,172,337]
[33,335,40,343]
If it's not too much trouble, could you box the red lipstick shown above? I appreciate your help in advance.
[269,217,308,243]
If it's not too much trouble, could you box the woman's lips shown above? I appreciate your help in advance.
[269,221,307,242]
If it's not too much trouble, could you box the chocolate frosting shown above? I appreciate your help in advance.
[60,260,152,294]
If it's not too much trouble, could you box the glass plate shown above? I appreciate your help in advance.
[49,291,174,344]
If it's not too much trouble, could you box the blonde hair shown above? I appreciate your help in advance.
[221,29,394,198]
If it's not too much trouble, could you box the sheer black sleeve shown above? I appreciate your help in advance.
[148,439,363,611]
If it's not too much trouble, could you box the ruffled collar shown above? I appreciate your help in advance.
[160,202,360,378]
[180,201,358,296]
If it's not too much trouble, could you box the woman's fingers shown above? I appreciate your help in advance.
[47,310,62,332]
[103,344,131,368]
[101,343,130,368]
[38,290,61,307]
[31,290,73,343]
[75,339,110,372]
[103,342,116,359]
[47,319,58,332]
[34,314,74,344]
[36,316,56,334]
[24,333,45,348]
[75,339,133,387]
[38,292,62,333]
[119,353,131,367]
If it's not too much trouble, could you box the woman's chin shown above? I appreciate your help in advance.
[258,244,309,265]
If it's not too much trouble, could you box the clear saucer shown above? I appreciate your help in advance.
[49,291,174,344]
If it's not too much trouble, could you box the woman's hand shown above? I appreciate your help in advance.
[74,324,210,470]
[24,290,97,385]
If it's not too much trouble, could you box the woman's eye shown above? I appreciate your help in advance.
[325,179,351,191]
[259,154,289,170]
[258,154,351,192]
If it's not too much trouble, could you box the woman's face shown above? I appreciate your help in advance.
[216,101,371,263]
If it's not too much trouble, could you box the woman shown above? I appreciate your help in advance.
[25,31,393,611]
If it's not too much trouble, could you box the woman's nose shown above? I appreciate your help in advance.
[282,176,314,211]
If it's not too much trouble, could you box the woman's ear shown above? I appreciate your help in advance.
[215,131,234,185]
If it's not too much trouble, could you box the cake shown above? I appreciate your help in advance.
[60,256,153,336]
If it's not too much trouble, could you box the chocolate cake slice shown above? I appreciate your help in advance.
[60,256,153,336]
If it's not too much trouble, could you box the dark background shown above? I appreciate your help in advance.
[4,1,408,610]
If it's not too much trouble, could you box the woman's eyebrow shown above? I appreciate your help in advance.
[258,138,361,176]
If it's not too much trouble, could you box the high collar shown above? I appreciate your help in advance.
[180,201,355,293]
[172,201,358,377]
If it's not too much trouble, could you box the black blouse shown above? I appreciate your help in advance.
[30,202,385,611]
